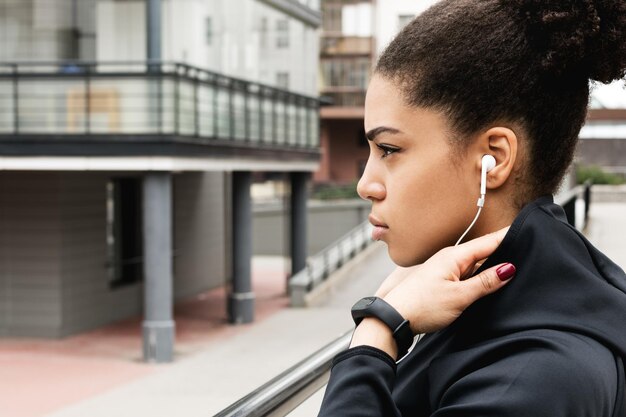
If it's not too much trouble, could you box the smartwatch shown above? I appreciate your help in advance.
[351,296,414,360]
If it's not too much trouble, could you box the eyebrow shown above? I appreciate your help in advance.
[365,126,401,141]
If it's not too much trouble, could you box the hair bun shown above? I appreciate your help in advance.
[507,0,626,83]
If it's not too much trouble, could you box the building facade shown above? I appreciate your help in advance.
[0,0,321,362]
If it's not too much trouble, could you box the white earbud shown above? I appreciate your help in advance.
[480,155,496,195]
[478,155,496,207]
[456,154,497,246]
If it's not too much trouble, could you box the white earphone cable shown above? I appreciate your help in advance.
[455,205,483,246]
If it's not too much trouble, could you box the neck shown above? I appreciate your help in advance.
[465,194,520,242]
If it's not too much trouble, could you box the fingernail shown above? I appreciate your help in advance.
[496,263,516,281]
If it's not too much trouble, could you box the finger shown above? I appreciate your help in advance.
[460,262,516,304]
[454,226,510,271]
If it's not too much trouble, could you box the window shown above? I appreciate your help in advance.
[107,178,143,289]
[205,16,213,45]
[398,14,415,31]
[276,72,289,89]
[276,19,289,48]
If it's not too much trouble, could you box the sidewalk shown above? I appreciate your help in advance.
[0,242,395,417]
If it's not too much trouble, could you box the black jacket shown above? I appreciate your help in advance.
[318,196,626,417]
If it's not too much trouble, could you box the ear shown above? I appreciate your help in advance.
[474,126,518,190]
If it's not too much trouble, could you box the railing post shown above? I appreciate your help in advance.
[584,180,592,227]
[12,64,18,135]
[259,87,265,143]
[174,66,180,135]
[194,73,199,137]
[244,82,250,142]
[272,91,277,145]
[85,63,91,134]
[212,76,218,139]
[228,79,234,139]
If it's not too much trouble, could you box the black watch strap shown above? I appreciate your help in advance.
[351,296,414,359]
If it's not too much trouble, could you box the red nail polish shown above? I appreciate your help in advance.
[497,263,516,281]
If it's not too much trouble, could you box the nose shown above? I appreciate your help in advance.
[357,162,386,202]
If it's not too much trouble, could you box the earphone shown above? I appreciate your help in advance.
[455,155,496,246]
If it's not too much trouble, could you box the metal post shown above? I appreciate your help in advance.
[142,172,175,363]
[259,88,265,143]
[229,171,255,324]
[244,83,250,142]
[290,172,309,276]
[85,64,90,133]
[12,64,18,134]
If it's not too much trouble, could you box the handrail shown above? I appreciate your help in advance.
[289,220,373,307]
[213,331,352,417]
[218,183,594,417]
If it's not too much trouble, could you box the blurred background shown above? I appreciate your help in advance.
[0,1,624,416]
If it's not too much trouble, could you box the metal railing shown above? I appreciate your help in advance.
[217,183,594,417]
[289,220,373,307]
[0,61,320,149]
[214,331,352,417]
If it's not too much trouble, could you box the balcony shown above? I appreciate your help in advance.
[0,61,320,165]
[321,35,373,56]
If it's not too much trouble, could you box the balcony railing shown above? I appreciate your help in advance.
[0,61,320,149]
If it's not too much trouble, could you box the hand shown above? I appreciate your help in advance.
[351,227,515,357]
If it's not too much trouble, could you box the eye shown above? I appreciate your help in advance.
[376,143,400,159]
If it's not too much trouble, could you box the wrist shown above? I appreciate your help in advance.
[350,317,399,360]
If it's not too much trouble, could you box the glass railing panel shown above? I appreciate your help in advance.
[247,95,261,142]
[159,78,175,134]
[198,83,215,138]
[18,78,85,134]
[262,96,273,144]
[88,78,162,134]
[287,101,298,146]
[216,87,230,139]
[0,80,14,133]
[298,105,307,147]
[177,79,195,136]
[231,90,246,141]
[308,107,319,147]
[275,100,286,146]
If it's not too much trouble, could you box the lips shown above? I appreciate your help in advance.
[369,214,389,241]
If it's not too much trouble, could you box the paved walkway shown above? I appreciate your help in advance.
[1,200,624,417]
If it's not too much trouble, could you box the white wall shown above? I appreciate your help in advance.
[374,0,441,57]
[96,0,319,96]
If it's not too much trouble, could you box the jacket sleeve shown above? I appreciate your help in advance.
[317,346,402,417]
[430,334,619,417]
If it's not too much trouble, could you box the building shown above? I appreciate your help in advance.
[314,0,439,185]
[0,0,321,362]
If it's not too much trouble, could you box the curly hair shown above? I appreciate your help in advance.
[376,0,626,204]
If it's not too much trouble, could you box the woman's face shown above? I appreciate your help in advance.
[357,75,478,266]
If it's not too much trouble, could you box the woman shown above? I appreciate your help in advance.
[317,0,626,416]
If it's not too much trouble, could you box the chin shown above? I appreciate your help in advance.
[387,240,449,267]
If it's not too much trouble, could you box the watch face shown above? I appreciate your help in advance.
[353,296,376,310]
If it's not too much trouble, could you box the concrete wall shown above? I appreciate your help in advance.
[577,138,626,174]
[173,172,228,300]
[253,199,369,256]
[0,170,229,338]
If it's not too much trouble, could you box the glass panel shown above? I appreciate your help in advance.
[198,83,215,137]
[232,90,246,140]
[309,107,320,147]
[0,81,15,133]
[263,97,273,144]
[274,100,285,145]
[18,78,85,134]
[88,78,162,134]
[247,95,260,142]
[177,79,195,136]
[216,88,230,139]
[287,102,297,146]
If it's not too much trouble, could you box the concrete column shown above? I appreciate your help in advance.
[229,171,255,324]
[146,0,161,62]
[290,172,309,276]
[142,172,175,363]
